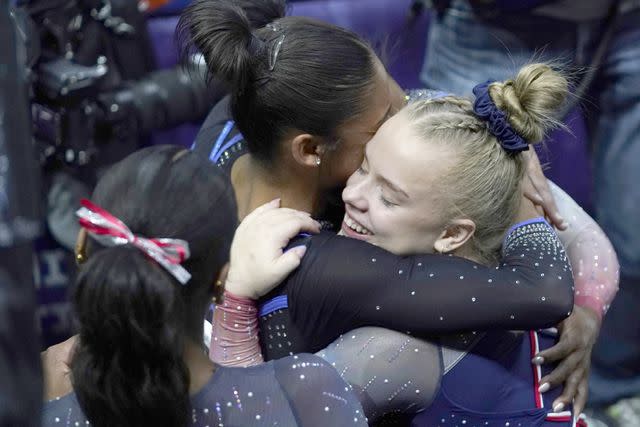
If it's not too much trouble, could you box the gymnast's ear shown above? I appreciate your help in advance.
[433,219,476,254]
[290,133,325,168]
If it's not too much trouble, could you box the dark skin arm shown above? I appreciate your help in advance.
[535,305,601,415]
[522,150,568,230]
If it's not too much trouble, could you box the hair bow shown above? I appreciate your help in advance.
[76,199,192,285]
[472,81,529,154]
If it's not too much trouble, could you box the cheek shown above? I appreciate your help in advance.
[369,209,419,254]
[369,205,405,236]
[327,143,367,184]
[372,209,441,254]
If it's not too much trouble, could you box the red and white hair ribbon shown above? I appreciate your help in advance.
[76,199,192,285]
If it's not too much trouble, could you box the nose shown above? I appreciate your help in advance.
[342,171,369,213]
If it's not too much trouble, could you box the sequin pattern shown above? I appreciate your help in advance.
[210,292,262,367]
[549,181,619,317]
[42,354,367,427]
[317,327,441,422]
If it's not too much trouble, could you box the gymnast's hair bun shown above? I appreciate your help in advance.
[229,0,286,28]
[177,0,286,92]
[490,63,569,144]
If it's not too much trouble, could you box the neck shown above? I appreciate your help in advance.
[452,244,492,266]
[232,154,323,220]
[183,337,216,395]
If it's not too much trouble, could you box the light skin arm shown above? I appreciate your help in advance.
[533,181,619,415]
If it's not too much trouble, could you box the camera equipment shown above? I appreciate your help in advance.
[20,0,218,169]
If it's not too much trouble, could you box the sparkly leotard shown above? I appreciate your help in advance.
[256,219,573,359]
[196,95,615,425]
[316,327,587,427]
[210,219,577,426]
[42,353,367,427]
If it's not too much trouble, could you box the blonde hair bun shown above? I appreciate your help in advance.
[489,63,568,144]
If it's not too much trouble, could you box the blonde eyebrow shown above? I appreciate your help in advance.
[380,175,410,200]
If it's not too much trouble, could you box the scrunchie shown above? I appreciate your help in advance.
[472,81,529,154]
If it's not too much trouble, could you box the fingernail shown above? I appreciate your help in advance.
[535,193,544,203]
[553,402,565,413]
[292,245,307,257]
[532,356,544,365]
[560,221,569,229]
[538,382,550,393]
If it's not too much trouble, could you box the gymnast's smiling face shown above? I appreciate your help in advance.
[339,109,476,257]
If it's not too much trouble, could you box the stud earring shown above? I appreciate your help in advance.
[316,156,321,166]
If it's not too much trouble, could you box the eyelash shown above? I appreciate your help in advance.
[357,163,395,207]
[380,195,395,207]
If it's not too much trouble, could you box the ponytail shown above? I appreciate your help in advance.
[228,0,286,28]
[177,0,261,91]
[71,246,190,427]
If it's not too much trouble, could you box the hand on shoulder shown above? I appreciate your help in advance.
[225,199,321,299]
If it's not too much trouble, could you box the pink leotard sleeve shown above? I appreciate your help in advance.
[550,181,619,319]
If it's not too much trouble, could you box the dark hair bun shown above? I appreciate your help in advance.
[178,0,258,90]
[229,0,286,28]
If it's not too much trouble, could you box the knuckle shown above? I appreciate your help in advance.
[567,376,580,386]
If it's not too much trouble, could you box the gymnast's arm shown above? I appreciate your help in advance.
[550,181,619,319]
[284,217,574,350]
[316,327,442,422]
[210,217,573,364]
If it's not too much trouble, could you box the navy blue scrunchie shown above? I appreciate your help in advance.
[472,81,529,154]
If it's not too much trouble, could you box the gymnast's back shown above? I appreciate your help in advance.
[42,353,367,427]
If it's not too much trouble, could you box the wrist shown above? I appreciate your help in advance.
[223,274,258,300]
[222,289,258,307]
[574,296,605,322]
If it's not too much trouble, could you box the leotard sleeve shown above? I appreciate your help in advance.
[273,353,368,426]
[210,218,574,362]
[550,181,619,319]
[284,218,574,350]
[316,327,441,422]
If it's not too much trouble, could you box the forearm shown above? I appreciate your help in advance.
[209,291,263,367]
[286,221,573,348]
[550,181,620,319]
[316,327,441,422]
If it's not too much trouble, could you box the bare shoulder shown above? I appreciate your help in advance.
[41,335,77,401]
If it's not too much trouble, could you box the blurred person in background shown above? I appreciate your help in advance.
[419,0,640,425]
